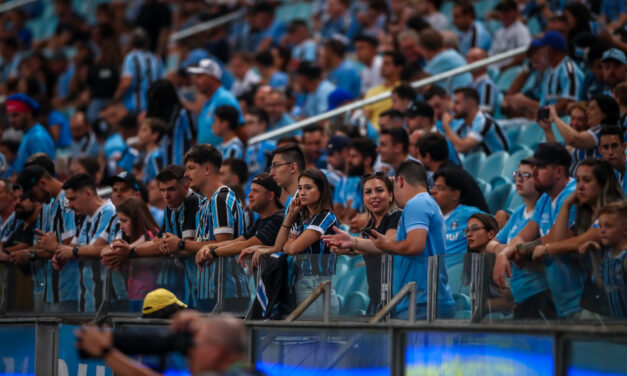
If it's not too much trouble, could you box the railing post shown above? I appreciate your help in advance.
[212,257,225,313]
[470,253,485,323]
[370,282,416,323]
[322,281,331,323]
[285,281,331,322]
[380,254,393,319]
[427,256,439,323]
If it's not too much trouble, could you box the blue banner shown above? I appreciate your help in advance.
[57,325,113,376]
[0,325,36,375]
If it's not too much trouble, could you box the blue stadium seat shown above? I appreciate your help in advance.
[445,262,465,295]
[478,151,508,183]
[527,16,542,35]
[341,291,370,315]
[505,189,524,213]
[497,66,523,92]
[462,151,486,177]
[502,147,534,178]
[505,126,522,147]
[454,310,472,319]
[453,293,471,312]
[490,175,510,188]
[474,0,498,20]
[487,183,514,214]
[475,178,492,197]
[516,123,545,150]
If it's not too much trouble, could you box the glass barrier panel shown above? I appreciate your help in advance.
[404,331,554,376]
[471,253,515,323]
[331,254,372,319]
[253,328,390,375]
[0,324,36,374]
[0,261,38,314]
[565,336,627,376]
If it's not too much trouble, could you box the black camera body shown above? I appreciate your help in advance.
[537,107,550,121]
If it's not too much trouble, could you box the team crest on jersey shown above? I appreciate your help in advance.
[450,220,459,230]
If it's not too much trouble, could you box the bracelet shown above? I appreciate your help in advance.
[281,224,291,229]
[210,247,218,258]
[178,239,185,251]
[544,243,549,255]
[129,247,138,258]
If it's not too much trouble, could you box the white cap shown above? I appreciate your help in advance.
[186,58,222,80]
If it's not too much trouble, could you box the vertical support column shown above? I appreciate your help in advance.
[427,256,439,323]
[35,321,58,376]
[470,253,485,323]
[212,257,225,313]
[322,281,331,323]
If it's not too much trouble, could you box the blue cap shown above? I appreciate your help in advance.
[602,48,627,65]
[6,93,41,115]
[328,88,354,110]
[181,48,211,69]
[531,31,566,52]
[327,135,350,153]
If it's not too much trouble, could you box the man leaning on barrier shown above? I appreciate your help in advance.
[76,310,265,376]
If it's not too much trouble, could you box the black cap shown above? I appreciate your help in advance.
[524,143,571,167]
[16,165,47,196]
[251,174,283,208]
[107,171,141,191]
[406,100,434,118]
[495,0,517,11]
[327,135,350,154]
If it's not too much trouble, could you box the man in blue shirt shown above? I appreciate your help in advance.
[467,48,500,114]
[7,94,55,174]
[442,87,509,155]
[53,174,116,312]
[320,39,362,99]
[420,28,473,93]
[244,108,276,191]
[493,143,582,318]
[431,168,483,268]
[597,126,627,194]
[452,1,492,56]
[286,19,317,64]
[295,62,336,118]
[320,0,360,41]
[534,31,584,114]
[369,161,455,320]
[114,28,164,114]
[185,59,243,146]
[264,89,297,134]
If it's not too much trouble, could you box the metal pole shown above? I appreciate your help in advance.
[470,253,485,323]
[248,46,529,144]
[284,281,330,322]
[322,281,331,323]
[169,9,246,43]
[370,282,416,323]
[426,256,439,323]
[212,257,225,313]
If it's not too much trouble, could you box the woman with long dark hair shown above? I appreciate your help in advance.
[146,80,196,166]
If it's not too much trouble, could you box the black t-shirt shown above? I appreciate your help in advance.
[244,211,284,246]
[3,219,37,249]
[86,65,120,99]
[135,2,172,52]
[362,211,402,308]
[439,160,489,213]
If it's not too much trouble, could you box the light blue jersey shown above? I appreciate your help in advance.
[327,60,362,99]
[292,39,317,63]
[531,179,583,317]
[451,111,509,155]
[321,14,360,41]
[302,80,336,117]
[540,56,584,106]
[198,87,243,146]
[143,147,165,184]
[97,215,129,304]
[268,71,289,89]
[497,204,550,303]
[218,137,244,159]
[122,50,164,113]
[75,200,116,312]
[332,176,361,209]
[443,204,482,267]
[15,123,55,173]
[424,49,473,93]
[245,140,275,187]
[473,75,500,114]
[70,132,101,158]
[393,193,455,313]
[39,190,77,305]
[195,186,247,301]
[161,107,196,166]
[458,21,492,56]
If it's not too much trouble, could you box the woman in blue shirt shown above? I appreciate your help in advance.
[273,169,340,316]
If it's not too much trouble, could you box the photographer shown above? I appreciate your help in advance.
[76,311,262,376]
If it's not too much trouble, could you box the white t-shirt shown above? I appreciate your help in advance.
[490,21,531,68]
[361,55,384,95]
[425,12,450,32]
[230,69,261,97]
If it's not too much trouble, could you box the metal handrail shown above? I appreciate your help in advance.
[284,280,331,322]
[370,282,417,324]
[248,45,528,144]
[169,9,246,43]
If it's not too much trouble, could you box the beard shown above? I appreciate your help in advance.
[453,110,466,119]
[348,165,365,177]
[534,181,552,194]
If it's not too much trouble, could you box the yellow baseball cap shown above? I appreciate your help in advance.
[142,288,187,315]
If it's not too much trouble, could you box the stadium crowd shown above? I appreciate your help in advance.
[1,0,627,322]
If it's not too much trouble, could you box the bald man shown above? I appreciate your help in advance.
[76,311,261,376]
[467,48,499,114]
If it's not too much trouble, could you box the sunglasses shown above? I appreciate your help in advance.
[361,171,387,181]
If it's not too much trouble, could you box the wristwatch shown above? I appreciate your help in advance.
[72,247,80,259]
[28,250,36,260]
[129,247,138,258]
[210,247,218,258]
[177,239,185,251]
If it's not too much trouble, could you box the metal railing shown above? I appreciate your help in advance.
[0,0,37,14]
[248,45,528,144]
[169,9,246,43]
[284,280,332,323]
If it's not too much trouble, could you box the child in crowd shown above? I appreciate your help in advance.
[136,117,167,183]
[214,105,245,159]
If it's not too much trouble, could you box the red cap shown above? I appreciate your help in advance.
[6,100,31,113]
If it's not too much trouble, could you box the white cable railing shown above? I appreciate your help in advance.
[169,8,246,43]
[0,0,37,14]
[248,45,529,145]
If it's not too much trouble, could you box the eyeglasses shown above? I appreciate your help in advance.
[270,162,292,170]
[430,184,450,192]
[512,171,533,181]
[462,225,486,236]
[361,171,386,181]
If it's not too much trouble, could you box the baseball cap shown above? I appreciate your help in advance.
[107,171,141,191]
[251,173,283,208]
[601,48,627,65]
[16,165,47,197]
[328,88,354,110]
[327,135,350,154]
[495,0,517,11]
[406,100,435,118]
[531,31,567,52]
[142,288,187,316]
[524,142,571,167]
[6,93,41,115]
[186,58,222,80]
